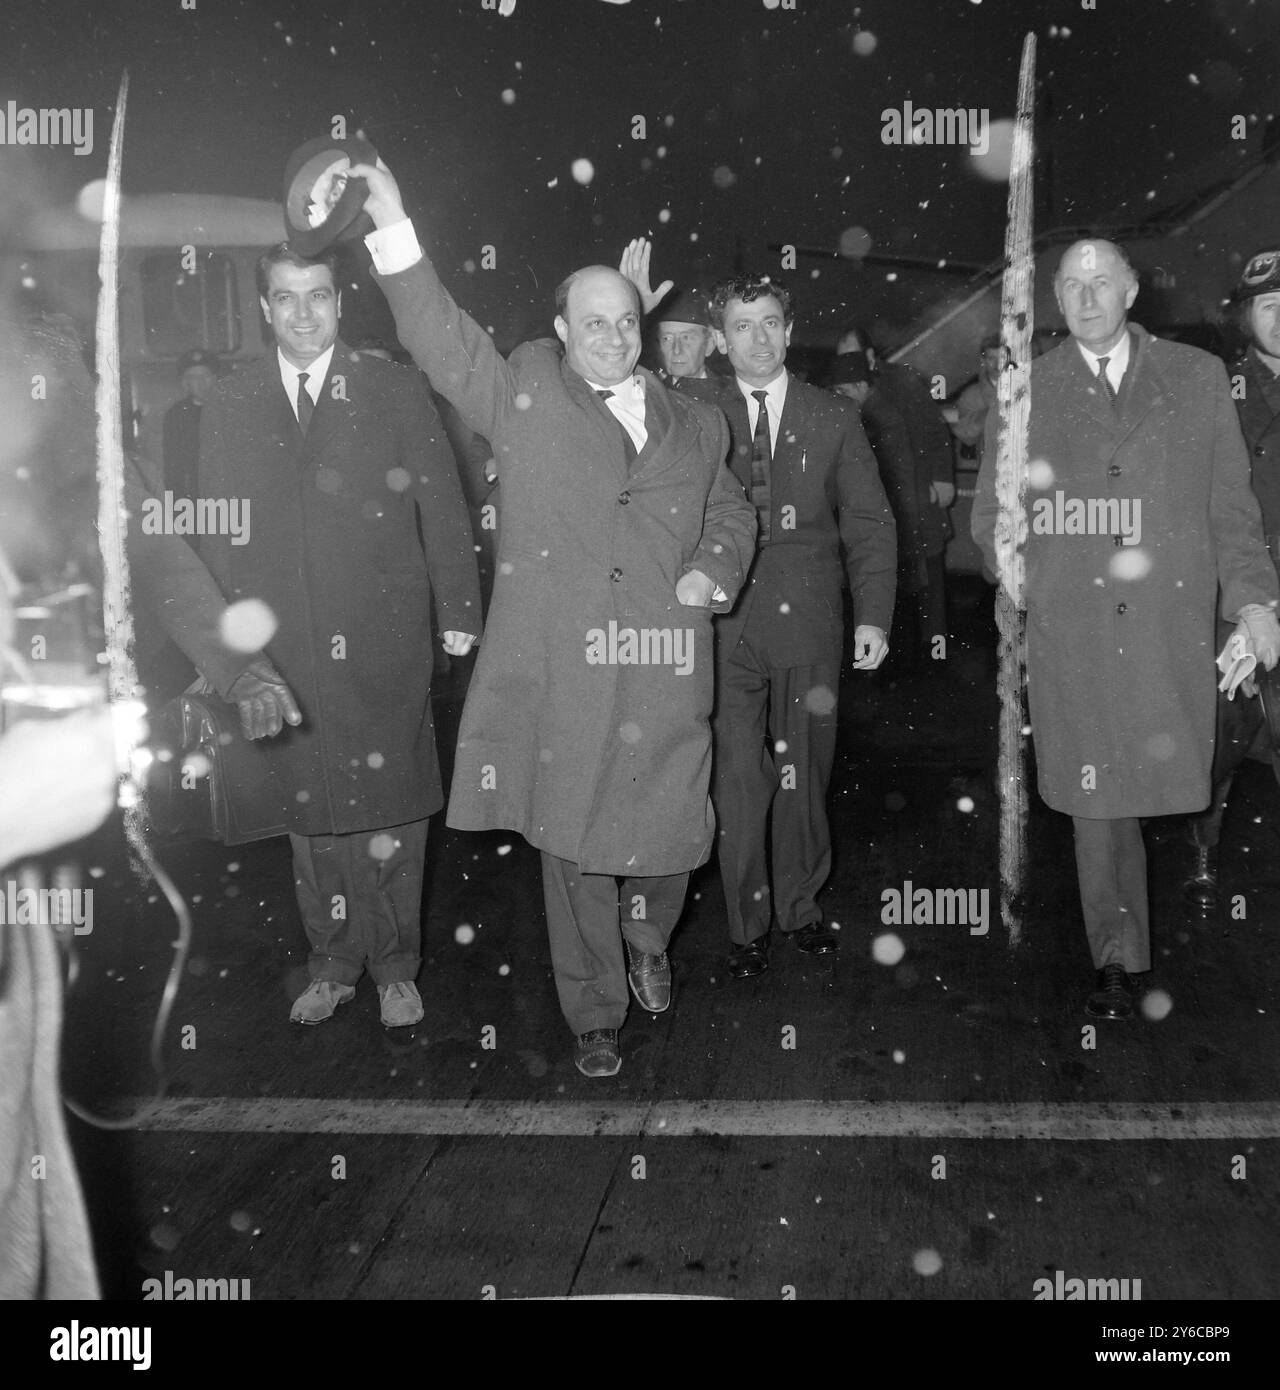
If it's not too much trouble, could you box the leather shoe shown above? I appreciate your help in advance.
[574,1028,621,1077]
[1182,843,1219,909]
[290,979,355,1024]
[1085,963,1134,1021]
[727,938,770,978]
[626,945,671,1012]
[790,923,838,954]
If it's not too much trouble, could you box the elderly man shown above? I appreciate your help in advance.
[684,277,896,978]
[1183,249,1280,906]
[349,160,756,1078]
[972,239,1280,1020]
[650,286,717,385]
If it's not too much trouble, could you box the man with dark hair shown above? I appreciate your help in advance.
[687,274,896,978]
[347,158,756,1078]
[972,238,1280,1020]
[839,322,955,658]
[129,240,481,1029]
[1183,248,1280,906]
[949,332,1005,470]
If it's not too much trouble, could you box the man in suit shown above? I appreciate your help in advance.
[649,287,717,386]
[129,242,482,1028]
[348,159,756,1078]
[972,238,1280,1020]
[685,276,897,978]
[1183,249,1280,906]
[161,347,221,504]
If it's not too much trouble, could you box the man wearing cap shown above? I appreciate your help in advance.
[972,238,1280,1020]
[649,287,718,386]
[1182,249,1280,907]
[949,333,1005,470]
[128,240,482,1030]
[683,276,896,979]
[162,348,221,504]
[347,159,756,1079]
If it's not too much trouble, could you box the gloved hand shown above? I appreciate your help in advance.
[1237,603,1280,671]
[225,658,302,740]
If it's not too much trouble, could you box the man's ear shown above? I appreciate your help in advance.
[712,329,727,355]
[554,316,569,347]
[260,295,270,324]
[336,290,343,320]
[784,322,794,347]
[1124,280,1139,310]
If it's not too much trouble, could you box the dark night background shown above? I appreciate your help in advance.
[2,0,1278,349]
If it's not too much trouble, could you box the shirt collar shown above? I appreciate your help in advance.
[735,370,788,411]
[1075,329,1130,379]
[278,344,336,397]
[585,372,645,409]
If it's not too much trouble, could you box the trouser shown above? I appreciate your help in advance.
[713,640,841,945]
[1071,815,1151,974]
[289,818,429,986]
[1189,668,1280,850]
[539,853,689,1035]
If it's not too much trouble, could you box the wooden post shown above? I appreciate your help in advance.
[993,34,1037,944]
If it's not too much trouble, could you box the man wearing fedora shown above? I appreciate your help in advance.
[128,237,482,1029]
[649,286,719,387]
[1183,249,1280,906]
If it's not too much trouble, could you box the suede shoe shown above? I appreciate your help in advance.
[290,979,356,1024]
[574,1028,621,1077]
[1085,963,1134,1021]
[378,980,424,1027]
[626,945,672,1012]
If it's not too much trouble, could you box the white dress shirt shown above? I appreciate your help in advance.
[586,372,647,453]
[278,344,334,420]
[366,218,424,276]
[736,370,789,452]
[1075,329,1130,396]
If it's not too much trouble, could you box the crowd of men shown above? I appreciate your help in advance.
[127,161,1280,1073]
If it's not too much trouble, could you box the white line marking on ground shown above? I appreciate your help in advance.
[124,1098,1280,1140]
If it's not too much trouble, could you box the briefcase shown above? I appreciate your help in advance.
[144,678,238,842]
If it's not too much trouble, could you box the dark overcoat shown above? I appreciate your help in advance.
[128,342,481,837]
[683,375,897,667]
[972,325,1278,818]
[375,257,757,876]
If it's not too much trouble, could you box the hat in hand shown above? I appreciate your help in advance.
[282,134,380,256]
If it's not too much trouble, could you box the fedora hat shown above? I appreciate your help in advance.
[282,134,379,255]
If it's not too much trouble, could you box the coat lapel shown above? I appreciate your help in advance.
[562,363,631,480]
[297,342,355,469]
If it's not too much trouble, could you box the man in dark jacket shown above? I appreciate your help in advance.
[685,277,897,979]
[1183,249,1280,905]
[161,347,220,504]
[349,159,756,1079]
[972,239,1280,1020]
[129,242,481,1029]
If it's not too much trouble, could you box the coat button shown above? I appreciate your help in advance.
[610,567,623,581]
[1107,465,1121,476]
[618,490,631,505]
[1256,445,1267,457]
[1116,603,1127,614]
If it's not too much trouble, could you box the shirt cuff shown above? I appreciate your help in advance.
[712,586,727,603]
[365,219,423,275]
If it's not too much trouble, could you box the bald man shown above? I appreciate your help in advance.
[351,160,755,1077]
[973,239,1280,1020]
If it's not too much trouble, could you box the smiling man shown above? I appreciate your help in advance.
[349,159,755,1078]
[683,275,896,979]
[972,238,1280,1021]
[128,241,481,1030]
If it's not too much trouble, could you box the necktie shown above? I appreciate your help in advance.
[296,371,314,435]
[1096,356,1117,405]
[596,389,638,464]
[750,389,772,544]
